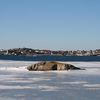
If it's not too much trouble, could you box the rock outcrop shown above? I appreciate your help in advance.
[27,61,84,71]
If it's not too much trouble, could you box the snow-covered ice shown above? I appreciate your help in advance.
[0,60,100,100]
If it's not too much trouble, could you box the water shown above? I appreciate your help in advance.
[0,55,100,61]
[0,60,100,100]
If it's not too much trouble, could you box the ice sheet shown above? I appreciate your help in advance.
[0,60,100,100]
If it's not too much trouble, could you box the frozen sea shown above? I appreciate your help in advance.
[0,60,100,100]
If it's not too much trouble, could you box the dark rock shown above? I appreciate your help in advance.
[27,61,85,71]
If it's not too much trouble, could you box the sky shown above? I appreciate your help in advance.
[0,0,100,50]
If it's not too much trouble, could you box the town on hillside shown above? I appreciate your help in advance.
[0,48,100,56]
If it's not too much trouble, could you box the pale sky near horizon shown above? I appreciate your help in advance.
[0,0,100,50]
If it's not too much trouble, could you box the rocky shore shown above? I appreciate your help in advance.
[27,61,84,71]
[0,48,100,56]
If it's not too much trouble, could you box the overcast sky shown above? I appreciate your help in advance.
[0,0,100,50]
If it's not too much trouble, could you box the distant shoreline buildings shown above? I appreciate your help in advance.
[0,48,100,56]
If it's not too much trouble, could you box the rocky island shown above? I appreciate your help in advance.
[27,61,84,71]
